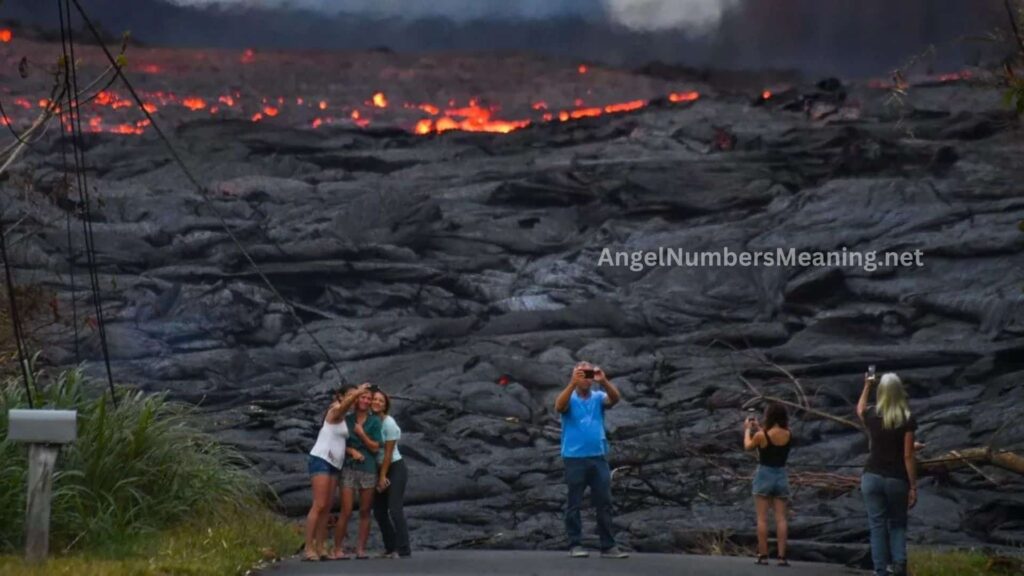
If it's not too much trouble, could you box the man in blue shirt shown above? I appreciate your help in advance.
[554,361,628,559]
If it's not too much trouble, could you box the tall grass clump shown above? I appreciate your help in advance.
[0,367,266,553]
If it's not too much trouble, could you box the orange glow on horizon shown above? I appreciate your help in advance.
[0,29,12,43]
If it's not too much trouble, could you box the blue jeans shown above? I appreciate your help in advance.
[564,457,616,550]
[861,472,909,576]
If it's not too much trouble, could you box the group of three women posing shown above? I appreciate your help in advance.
[744,371,918,576]
[303,383,411,562]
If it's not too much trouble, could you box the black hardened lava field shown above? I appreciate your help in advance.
[1,4,1023,569]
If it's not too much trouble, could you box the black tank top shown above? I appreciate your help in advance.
[758,428,791,467]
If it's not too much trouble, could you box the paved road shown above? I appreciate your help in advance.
[266,550,866,575]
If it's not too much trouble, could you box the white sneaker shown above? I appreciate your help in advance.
[569,546,590,558]
[600,547,629,559]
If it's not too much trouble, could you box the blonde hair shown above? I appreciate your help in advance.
[875,373,911,430]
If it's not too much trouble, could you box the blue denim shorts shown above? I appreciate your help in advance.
[308,454,340,477]
[752,465,790,499]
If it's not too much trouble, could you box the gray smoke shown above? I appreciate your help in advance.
[169,0,743,33]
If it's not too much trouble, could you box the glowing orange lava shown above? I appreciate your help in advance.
[263,106,279,117]
[182,97,207,111]
[241,49,255,64]
[578,64,588,74]
[372,92,388,108]
[669,91,701,103]
[762,90,773,100]
[319,100,328,110]
[218,95,236,107]
[0,29,11,43]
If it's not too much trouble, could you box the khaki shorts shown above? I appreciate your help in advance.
[341,468,376,490]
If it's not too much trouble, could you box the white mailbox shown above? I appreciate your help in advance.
[8,409,77,444]
[8,408,78,563]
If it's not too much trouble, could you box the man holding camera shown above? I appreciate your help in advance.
[554,361,628,559]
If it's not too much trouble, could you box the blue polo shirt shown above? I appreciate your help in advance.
[560,390,608,458]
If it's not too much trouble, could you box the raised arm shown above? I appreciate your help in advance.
[326,383,369,423]
[904,430,918,509]
[596,368,621,409]
[743,418,765,451]
[555,368,584,413]
[856,372,875,422]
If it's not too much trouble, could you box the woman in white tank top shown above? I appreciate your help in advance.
[303,383,369,562]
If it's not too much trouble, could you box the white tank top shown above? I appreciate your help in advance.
[309,417,349,470]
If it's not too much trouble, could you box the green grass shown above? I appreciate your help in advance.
[910,548,1023,576]
[0,367,301,574]
[0,505,301,576]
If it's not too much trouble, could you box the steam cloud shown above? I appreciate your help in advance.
[603,0,741,32]
[169,0,741,32]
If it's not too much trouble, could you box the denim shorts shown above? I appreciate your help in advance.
[308,454,340,477]
[752,465,790,499]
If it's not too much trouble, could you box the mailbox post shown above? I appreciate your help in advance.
[7,409,77,563]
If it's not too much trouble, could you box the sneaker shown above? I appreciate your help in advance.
[377,551,398,559]
[569,546,590,558]
[600,547,629,559]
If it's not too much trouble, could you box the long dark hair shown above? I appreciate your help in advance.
[763,402,789,430]
[320,385,354,424]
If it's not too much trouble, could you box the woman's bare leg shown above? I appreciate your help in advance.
[755,496,771,556]
[356,487,375,555]
[315,475,337,556]
[304,475,333,558]
[332,485,354,558]
[773,497,789,559]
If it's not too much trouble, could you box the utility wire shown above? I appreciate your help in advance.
[59,0,117,405]
[69,0,347,387]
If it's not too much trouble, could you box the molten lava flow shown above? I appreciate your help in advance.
[418,103,439,115]
[372,92,388,108]
[578,64,588,74]
[218,95,236,107]
[319,100,328,110]
[603,100,646,114]
[351,110,370,128]
[241,49,255,64]
[762,90,773,100]
[137,64,161,74]
[669,91,701,103]
[251,112,263,122]
[532,101,548,111]
[0,29,11,43]
[13,98,30,109]
[312,118,323,129]
[182,97,207,111]
[143,103,158,114]
[416,101,531,135]
[263,106,279,117]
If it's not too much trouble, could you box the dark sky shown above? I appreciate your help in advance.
[1,0,1010,77]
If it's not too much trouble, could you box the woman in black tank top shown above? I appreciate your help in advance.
[743,402,792,567]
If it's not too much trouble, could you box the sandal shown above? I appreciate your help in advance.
[355,551,369,560]
[778,557,790,567]
[327,550,349,561]
[755,555,769,565]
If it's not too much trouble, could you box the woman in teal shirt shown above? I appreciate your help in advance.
[372,389,411,558]
[331,385,382,560]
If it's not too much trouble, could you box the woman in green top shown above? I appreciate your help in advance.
[331,385,383,560]
[372,389,411,558]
